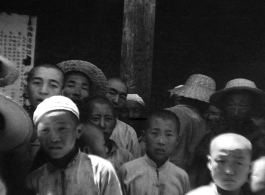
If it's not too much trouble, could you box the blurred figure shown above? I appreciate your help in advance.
[0,93,34,195]
[193,105,224,187]
[0,56,19,87]
[251,156,265,195]
[203,105,224,133]
[165,74,215,172]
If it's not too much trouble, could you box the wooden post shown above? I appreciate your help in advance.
[120,0,156,114]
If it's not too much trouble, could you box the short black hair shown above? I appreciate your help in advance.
[107,77,128,92]
[27,63,64,83]
[80,96,115,123]
[145,110,180,135]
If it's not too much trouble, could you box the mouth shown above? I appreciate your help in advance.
[155,148,166,153]
[223,179,236,184]
[49,146,62,151]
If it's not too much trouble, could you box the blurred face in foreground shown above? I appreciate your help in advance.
[144,117,179,168]
[250,157,265,194]
[37,110,81,159]
[208,134,252,192]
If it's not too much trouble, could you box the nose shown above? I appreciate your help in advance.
[158,135,165,145]
[224,164,235,175]
[99,118,106,129]
[50,130,60,142]
[73,87,81,97]
[112,95,119,104]
[39,83,48,95]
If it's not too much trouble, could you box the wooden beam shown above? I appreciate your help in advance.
[120,0,156,113]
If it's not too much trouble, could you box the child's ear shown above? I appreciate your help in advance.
[76,124,83,139]
[207,155,212,171]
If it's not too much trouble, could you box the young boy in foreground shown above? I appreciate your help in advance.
[186,133,252,195]
[119,110,190,195]
[26,96,122,195]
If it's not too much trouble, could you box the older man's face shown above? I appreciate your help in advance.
[224,92,252,121]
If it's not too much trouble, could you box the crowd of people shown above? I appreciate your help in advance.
[0,56,265,195]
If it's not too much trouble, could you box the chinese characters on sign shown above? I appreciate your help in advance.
[0,13,37,106]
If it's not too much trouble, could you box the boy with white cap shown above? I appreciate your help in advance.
[26,96,122,195]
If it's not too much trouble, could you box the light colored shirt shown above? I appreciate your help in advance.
[186,183,243,195]
[110,119,141,158]
[120,154,190,195]
[166,104,207,171]
[26,152,122,195]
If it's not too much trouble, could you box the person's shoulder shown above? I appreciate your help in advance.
[186,185,214,195]
[88,154,115,171]
[116,147,134,159]
[121,156,144,169]
[168,161,189,178]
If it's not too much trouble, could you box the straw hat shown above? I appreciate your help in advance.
[0,93,33,152]
[210,78,265,108]
[170,74,216,103]
[0,56,19,87]
[57,60,107,97]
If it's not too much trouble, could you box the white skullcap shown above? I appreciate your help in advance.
[126,94,145,107]
[33,95,79,126]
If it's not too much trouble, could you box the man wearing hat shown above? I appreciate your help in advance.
[57,60,108,107]
[0,93,34,195]
[210,78,265,160]
[165,74,216,174]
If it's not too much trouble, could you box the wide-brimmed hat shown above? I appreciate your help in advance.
[170,74,216,103]
[210,78,265,109]
[57,60,107,97]
[0,93,33,152]
[0,56,19,87]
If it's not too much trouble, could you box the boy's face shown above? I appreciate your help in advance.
[62,72,90,105]
[28,67,64,110]
[88,103,116,140]
[144,117,178,167]
[37,110,81,159]
[208,138,251,191]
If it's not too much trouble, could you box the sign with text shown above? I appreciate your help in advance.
[0,12,37,106]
